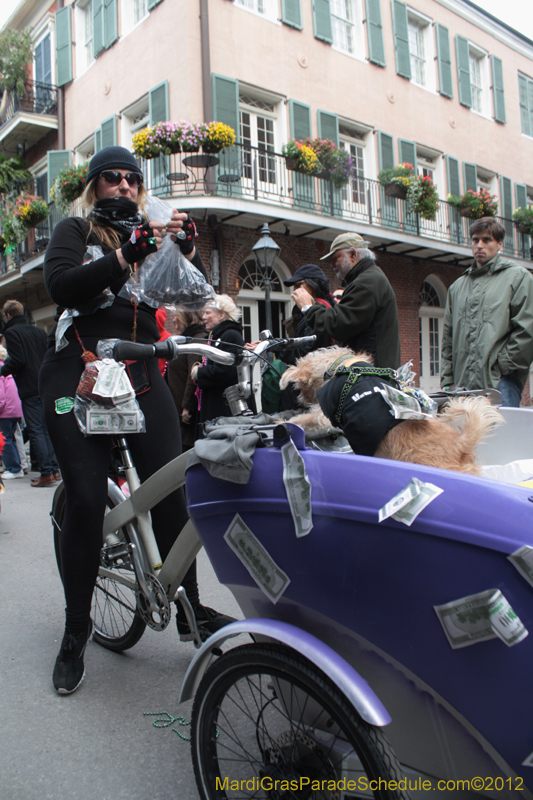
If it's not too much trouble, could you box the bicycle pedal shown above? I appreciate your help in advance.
[100,542,130,568]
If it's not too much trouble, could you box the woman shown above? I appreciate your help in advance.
[191,295,254,429]
[0,344,23,479]
[166,310,207,450]
[42,146,233,695]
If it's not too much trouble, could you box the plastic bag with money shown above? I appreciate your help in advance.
[73,359,145,435]
[118,197,216,311]
[394,359,438,417]
[55,246,115,352]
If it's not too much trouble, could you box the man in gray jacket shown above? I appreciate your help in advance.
[291,232,401,369]
[441,218,533,406]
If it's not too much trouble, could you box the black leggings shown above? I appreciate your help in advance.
[40,347,196,632]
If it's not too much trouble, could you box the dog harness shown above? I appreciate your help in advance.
[326,363,399,428]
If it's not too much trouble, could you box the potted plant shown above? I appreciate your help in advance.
[50,163,89,216]
[407,174,440,221]
[303,138,354,188]
[203,121,236,154]
[512,207,533,236]
[151,121,184,155]
[179,122,206,153]
[281,140,319,175]
[132,127,161,159]
[0,30,33,97]
[0,201,28,251]
[447,189,498,219]
[378,163,415,200]
[13,193,49,227]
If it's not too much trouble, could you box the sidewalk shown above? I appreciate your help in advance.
[0,471,241,800]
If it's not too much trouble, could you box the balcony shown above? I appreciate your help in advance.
[141,145,531,263]
[1,202,62,277]
[0,80,58,156]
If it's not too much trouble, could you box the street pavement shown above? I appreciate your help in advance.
[0,471,242,800]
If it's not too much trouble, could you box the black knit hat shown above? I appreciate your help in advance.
[87,146,143,183]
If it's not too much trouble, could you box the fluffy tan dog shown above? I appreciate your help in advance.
[279,346,503,475]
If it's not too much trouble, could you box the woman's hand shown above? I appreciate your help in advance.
[191,363,200,384]
[117,221,163,270]
[181,408,192,424]
[292,286,315,309]
[166,211,197,260]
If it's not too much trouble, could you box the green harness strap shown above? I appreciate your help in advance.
[329,365,398,427]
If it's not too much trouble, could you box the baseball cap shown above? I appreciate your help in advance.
[284,264,329,286]
[320,232,370,261]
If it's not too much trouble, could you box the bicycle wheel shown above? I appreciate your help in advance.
[51,482,146,652]
[191,644,410,800]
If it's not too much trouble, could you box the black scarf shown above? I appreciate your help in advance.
[88,198,143,238]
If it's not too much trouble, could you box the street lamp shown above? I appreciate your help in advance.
[252,222,280,335]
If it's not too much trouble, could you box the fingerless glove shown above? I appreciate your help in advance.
[121,222,158,265]
[177,215,197,256]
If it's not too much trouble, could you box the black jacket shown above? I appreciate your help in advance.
[304,258,401,368]
[0,315,48,398]
[197,319,255,424]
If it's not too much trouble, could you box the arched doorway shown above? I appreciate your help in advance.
[419,276,447,392]
[236,258,292,343]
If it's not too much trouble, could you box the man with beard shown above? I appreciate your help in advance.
[291,232,401,369]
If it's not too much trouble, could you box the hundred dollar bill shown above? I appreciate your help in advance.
[378,481,421,523]
[391,477,443,526]
[224,514,290,604]
[87,408,142,433]
[281,439,313,537]
[434,588,527,649]
[508,545,533,589]
[379,383,430,421]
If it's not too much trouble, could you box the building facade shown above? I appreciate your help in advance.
[2,0,533,397]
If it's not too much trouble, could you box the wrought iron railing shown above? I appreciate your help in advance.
[1,202,62,275]
[141,145,532,261]
[0,80,58,131]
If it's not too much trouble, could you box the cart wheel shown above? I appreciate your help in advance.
[51,481,146,652]
[191,643,410,800]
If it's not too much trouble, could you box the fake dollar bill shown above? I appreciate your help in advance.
[508,545,533,589]
[86,408,143,433]
[379,383,431,420]
[93,360,135,403]
[224,514,290,604]
[434,588,527,649]
[378,481,421,523]
[281,439,313,537]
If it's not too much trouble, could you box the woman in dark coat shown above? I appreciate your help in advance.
[191,295,254,428]
[166,310,207,450]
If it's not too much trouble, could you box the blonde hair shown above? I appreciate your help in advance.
[175,310,205,330]
[206,294,241,322]
[0,345,7,361]
[81,177,148,250]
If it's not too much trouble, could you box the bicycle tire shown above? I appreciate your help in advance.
[191,643,410,800]
[51,481,146,652]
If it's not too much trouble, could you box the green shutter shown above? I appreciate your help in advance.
[446,156,460,196]
[528,80,533,139]
[515,183,527,211]
[148,0,164,8]
[491,56,506,123]
[55,7,72,87]
[391,0,411,80]
[317,111,338,144]
[455,35,472,108]
[212,75,238,137]
[47,150,71,201]
[95,129,102,153]
[149,81,169,126]
[93,0,104,57]
[103,0,118,49]
[463,163,477,192]
[518,74,530,136]
[281,0,302,29]
[398,139,416,170]
[377,131,394,170]
[312,0,332,44]
[289,100,311,140]
[500,176,512,219]
[436,23,453,98]
[365,0,385,67]
[100,116,117,148]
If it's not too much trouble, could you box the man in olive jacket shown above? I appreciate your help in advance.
[291,232,401,369]
[441,218,533,406]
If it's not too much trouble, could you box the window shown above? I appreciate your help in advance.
[416,147,444,197]
[339,126,366,205]
[239,95,278,184]
[468,45,490,117]
[233,0,278,22]
[75,0,94,77]
[121,0,149,37]
[330,0,364,59]
[407,11,435,91]
[419,276,446,392]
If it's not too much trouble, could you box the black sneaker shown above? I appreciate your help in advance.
[53,621,93,695]
[176,603,235,643]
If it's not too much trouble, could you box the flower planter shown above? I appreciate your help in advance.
[384,183,407,200]
[284,156,299,171]
[25,211,48,227]
[514,222,533,236]
[458,206,473,218]
[164,142,182,155]
[202,144,223,155]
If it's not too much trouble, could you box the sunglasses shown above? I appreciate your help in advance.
[99,170,143,187]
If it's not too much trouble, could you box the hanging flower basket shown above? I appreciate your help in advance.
[285,156,299,171]
[458,206,473,218]
[14,193,49,227]
[384,183,408,200]
[202,122,236,154]
[514,222,533,236]
[447,190,498,220]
